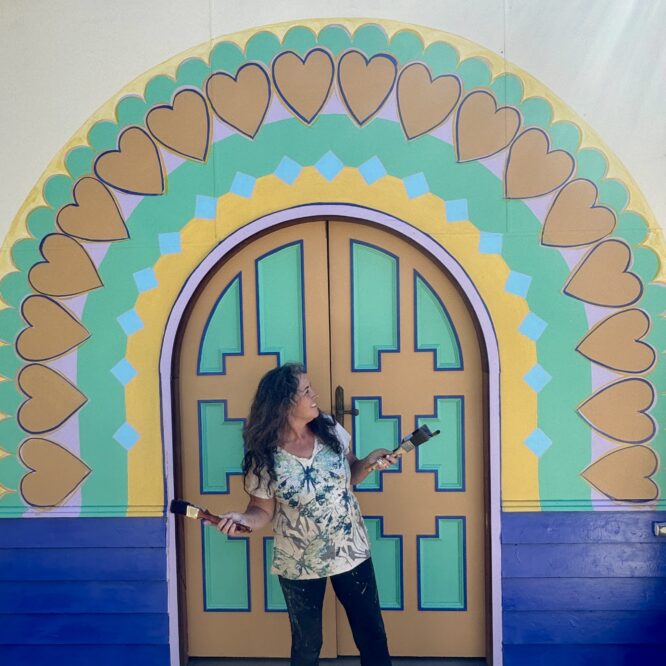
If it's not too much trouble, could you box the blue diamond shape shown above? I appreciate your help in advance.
[111,359,137,385]
[159,232,181,255]
[479,232,503,254]
[519,313,548,341]
[403,172,429,198]
[524,364,552,393]
[113,422,140,450]
[359,156,387,184]
[195,195,217,219]
[505,271,532,297]
[315,151,344,181]
[524,428,553,457]
[230,172,256,198]
[275,157,302,184]
[117,309,144,335]
[445,198,468,222]
[133,267,158,293]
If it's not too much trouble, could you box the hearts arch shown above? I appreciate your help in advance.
[0,20,663,517]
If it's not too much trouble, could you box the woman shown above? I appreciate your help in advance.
[215,363,397,665]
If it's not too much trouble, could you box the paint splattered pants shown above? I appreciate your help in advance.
[278,557,392,665]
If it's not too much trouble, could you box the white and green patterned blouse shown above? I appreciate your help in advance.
[245,422,371,580]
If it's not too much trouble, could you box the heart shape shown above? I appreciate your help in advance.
[564,239,643,307]
[542,179,616,247]
[455,90,521,162]
[28,233,103,297]
[578,377,656,444]
[206,63,271,138]
[272,48,335,124]
[19,437,91,507]
[581,445,658,502]
[337,50,397,125]
[17,364,87,434]
[17,295,90,361]
[577,309,655,373]
[397,63,461,139]
[56,177,128,242]
[94,126,165,195]
[504,128,575,199]
[146,89,210,161]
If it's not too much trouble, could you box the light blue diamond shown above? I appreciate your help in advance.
[230,172,256,198]
[359,156,387,184]
[505,271,532,297]
[275,157,302,184]
[133,267,158,293]
[315,151,344,181]
[524,364,552,393]
[159,232,181,255]
[445,198,468,222]
[519,313,548,341]
[524,428,553,457]
[479,232,503,254]
[195,195,217,219]
[403,172,429,198]
[117,309,144,335]
[111,359,137,386]
[113,422,140,450]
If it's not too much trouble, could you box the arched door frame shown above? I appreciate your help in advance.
[160,203,503,666]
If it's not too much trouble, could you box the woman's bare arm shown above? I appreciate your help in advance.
[216,494,276,535]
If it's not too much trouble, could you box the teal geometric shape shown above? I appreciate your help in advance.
[133,267,158,293]
[195,195,217,219]
[364,517,402,609]
[275,156,302,184]
[110,359,137,386]
[359,156,387,184]
[519,312,548,341]
[479,232,503,254]
[403,172,429,198]
[414,273,462,370]
[116,309,143,335]
[445,198,468,222]
[524,364,552,393]
[263,538,287,612]
[418,517,466,610]
[198,401,244,494]
[113,422,140,450]
[202,527,250,611]
[315,151,344,181]
[230,172,256,198]
[198,275,242,374]
[505,271,532,297]
[158,232,181,255]
[524,428,553,457]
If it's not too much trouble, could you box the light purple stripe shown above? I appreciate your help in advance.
[159,203,503,666]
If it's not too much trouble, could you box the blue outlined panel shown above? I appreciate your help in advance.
[414,271,462,370]
[417,516,467,610]
[350,240,399,371]
[364,516,403,610]
[198,400,244,494]
[263,537,287,612]
[197,273,243,374]
[416,396,465,491]
[201,525,250,612]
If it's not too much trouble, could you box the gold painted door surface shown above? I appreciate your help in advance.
[176,220,486,658]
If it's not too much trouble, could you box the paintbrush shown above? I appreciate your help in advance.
[370,424,441,471]
[169,499,252,532]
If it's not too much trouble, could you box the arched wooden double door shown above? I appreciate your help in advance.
[176,219,488,659]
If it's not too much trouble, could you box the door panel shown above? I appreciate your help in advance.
[176,220,487,658]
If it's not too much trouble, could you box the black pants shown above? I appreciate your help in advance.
[278,558,391,666]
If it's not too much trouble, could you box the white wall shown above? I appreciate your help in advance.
[1,0,664,238]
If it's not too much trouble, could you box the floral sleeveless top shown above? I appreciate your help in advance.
[245,422,371,580]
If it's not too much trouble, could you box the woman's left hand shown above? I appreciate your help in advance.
[364,448,400,471]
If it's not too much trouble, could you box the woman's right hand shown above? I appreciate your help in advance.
[215,511,251,535]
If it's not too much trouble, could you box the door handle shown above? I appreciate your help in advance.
[334,385,359,427]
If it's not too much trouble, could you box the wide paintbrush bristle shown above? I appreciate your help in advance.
[169,499,191,516]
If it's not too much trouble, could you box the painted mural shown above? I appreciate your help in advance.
[0,19,663,524]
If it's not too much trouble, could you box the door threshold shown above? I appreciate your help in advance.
[189,658,487,665]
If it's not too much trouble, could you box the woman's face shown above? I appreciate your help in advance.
[290,373,320,422]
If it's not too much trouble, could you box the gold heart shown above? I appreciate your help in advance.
[455,90,521,162]
[17,295,90,361]
[542,179,616,247]
[28,233,103,297]
[581,445,658,502]
[577,309,655,373]
[578,378,656,444]
[19,438,91,507]
[56,177,128,242]
[337,50,397,125]
[272,48,334,124]
[18,364,87,434]
[146,89,210,161]
[206,63,271,138]
[505,128,575,199]
[94,126,165,195]
[397,63,461,139]
[564,239,643,307]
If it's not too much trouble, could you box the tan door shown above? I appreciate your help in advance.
[176,219,486,658]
